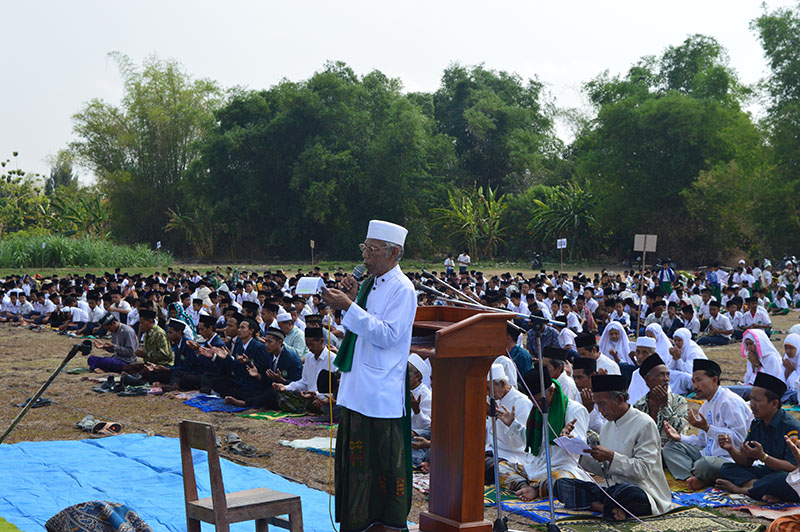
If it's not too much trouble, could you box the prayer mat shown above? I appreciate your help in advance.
[412,472,429,494]
[45,500,153,532]
[278,436,334,457]
[671,488,795,510]
[238,410,306,420]
[734,504,800,520]
[0,517,21,532]
[275,416,337,428]
[66,367,89,374]
[554,507,765,532]
[783,404,800,412]
[182,394,249,413]
[482,485,584,522]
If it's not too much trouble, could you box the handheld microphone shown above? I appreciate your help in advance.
[351,264,366,282]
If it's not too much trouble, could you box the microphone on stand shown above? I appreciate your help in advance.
[414,281,448,299]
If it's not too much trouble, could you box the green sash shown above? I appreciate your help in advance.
[333,275,375,372]
[527,380,568,456]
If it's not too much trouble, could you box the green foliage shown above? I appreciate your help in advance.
[432,185,507,259]
[165,207,215,260]
[528,180,601,260]
[0,234,171,268]
[71,52,223,249]
[433,64,561,191]
[45,150,78,195]
[0,153,49,235]
[48,188,111,238]
[573,34,762,262]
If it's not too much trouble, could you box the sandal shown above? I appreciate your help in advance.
[91,421,122,435]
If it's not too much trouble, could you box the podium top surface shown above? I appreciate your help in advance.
[412,306,508,358]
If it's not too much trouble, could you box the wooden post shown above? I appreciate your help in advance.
[635,240,647,339]
[560,248,563,272]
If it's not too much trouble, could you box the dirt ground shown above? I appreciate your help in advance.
[1,311,798,530]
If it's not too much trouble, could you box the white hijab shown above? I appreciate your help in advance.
[646,323,673,364]
[673,328,707,362]
[598,321,633,365]
[742,329,784,384]
[784,333,800,359]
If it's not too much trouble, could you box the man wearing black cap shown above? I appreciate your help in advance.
[741,296,772,334]
[497,366,589,501]
[662,359,752,490]
[272,327,333,413]
[542,346,579,402]
[572,358,606,433]
[241,300,260,321]
[213,318,269,404]
[554,374,671,519]
[506,322,532,379]
[716,373,800,502]
[132,308,172,366]
[575,334,620,376]
[632,355,687,447]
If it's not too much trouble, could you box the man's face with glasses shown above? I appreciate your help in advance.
[359,238,396,276]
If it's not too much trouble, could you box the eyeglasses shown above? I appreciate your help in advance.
[359,242,389,254]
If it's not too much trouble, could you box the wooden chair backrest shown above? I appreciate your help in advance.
[179,420,228,520]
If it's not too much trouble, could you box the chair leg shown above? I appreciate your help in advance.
[289,507,304,532]
[256,518,269,532]
[187,518,201,532]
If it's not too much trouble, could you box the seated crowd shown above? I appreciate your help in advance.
[2,257,800,522]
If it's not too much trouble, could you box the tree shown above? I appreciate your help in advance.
[0,153,48,235]
[751,5,800,253]
[432,185,507,259]
[45,149,78,195]
[433,64,561,192]
[71,52,222,248]
[528,180,600,260]
[573,35,763,261]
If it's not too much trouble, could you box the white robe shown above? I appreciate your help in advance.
[338,265,417,418]
[579,406,672,516]
[506,398,590,482]
[557,372,580,402]
[486,387,534,465]
[680,386,752,458]
[410,383,432,432]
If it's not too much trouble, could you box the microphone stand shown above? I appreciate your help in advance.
[422,270,481,304]
[532,323,560,532]
[0,340,92,444]
[488,366,508,532]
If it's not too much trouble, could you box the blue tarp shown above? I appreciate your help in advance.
[0,434,337,532]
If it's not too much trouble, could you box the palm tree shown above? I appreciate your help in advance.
[528,180,599,260]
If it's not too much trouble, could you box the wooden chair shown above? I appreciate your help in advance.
[179,420,303,532]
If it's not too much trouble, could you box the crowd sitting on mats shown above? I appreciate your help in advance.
[2,257,800,523]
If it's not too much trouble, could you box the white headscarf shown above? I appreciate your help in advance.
[673,328,707,362]
[784,333,800,358]
[645,323,673,364]
[598,321,633,365]
[742,329,784,384]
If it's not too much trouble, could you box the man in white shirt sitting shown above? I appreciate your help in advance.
[408,353,432,467]
[485,363,533,485]
[575,333,620,375]
[272,327,333,413]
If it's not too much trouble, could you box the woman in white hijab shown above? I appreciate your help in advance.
[598,322,633,365]
[669,328,707,374]
[645,323,673,364]
[728,329,787,401]
[783,333,800,403]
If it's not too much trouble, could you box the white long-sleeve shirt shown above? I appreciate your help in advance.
[338,265,417,418]
[411,383,432,432]
[680,386,752,458]
[486,387,533,464]
[286,347,332,399]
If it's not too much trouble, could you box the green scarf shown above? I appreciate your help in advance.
[526,380,568,456]
[332,275,375,372]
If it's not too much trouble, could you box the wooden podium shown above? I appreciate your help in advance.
[411,306,509,532]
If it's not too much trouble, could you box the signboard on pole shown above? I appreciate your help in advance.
[309,240,315,249]
[156,241,162,249]
[633,234,657,253]
[556,238,567,249]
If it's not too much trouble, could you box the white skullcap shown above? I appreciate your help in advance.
[636,336,657,349]
[408,353,430,381]
[276,311,292,323]
[487,363,507,382]
[738,259,746,265]
[366,220,408,246]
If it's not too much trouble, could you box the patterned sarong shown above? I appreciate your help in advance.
[335,408,411,532]
[45,501,153,532]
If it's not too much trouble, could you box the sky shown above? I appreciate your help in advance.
[1,0,795,184]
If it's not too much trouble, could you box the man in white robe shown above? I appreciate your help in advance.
[497,366,590,500]
[321,220,417,532]
[542,346,579,402]
[485,364,533,478]
[575,333,620,375]
[662,359,752,490]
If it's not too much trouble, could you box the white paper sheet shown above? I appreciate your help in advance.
[553,435,592,456]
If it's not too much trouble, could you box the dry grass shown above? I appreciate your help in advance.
[1,311,798,528]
